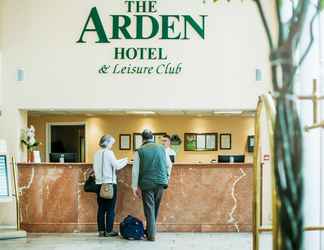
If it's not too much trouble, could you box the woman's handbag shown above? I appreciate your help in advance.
[84,175,98,193]
[99,151,114,199]
[100,183,114,199]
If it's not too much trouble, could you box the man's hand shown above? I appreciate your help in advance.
[133,187,142,199]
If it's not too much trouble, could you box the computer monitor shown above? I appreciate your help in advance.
[218,155,245,163]
[218,155,230,163]
[50,153,77,163]
[233,155,245,163]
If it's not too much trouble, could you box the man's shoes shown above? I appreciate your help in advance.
[105,231,119,237]
[144,229,156,241]
[98,231,105,237]
[147,236,156,242]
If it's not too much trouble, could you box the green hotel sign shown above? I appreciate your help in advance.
[76,1,208,75]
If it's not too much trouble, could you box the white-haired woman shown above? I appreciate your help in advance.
[93,135,128,237]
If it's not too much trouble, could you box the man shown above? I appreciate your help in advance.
[131,129,172,241]
[161,134,176,163]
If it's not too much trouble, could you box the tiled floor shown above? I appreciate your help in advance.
[0,233,272,250]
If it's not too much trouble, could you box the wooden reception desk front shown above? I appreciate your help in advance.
[17,162,252,233]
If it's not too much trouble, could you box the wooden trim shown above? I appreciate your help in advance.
[17,163,253,169]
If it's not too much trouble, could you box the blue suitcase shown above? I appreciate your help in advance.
[120,215,145,240]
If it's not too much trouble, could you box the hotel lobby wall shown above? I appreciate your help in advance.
[28,115,254,163]
[0,0,274,228]
[0,0,273,112]
[0,52,2,112]
[0,1,3,112]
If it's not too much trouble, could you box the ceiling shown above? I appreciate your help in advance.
[27,109,256,117]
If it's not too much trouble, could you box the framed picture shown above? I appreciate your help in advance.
[247,135,255,152]
[184,133,197,151]
[220,133,232,150]
[153,133,167,144]
[196,134,206,151]
[133,133,143,151]
[119,134,131,150]
[206,133,218,151]
[184,133,217,151]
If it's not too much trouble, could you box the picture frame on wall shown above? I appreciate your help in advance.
[206,133,218,151]
[220,133,232,150]
[153,133,167,144]
[133,132,167,150]
[184,133,197,151]
[196,134,206,151]
[133,133,143,151]
[184,133,218,151]
[119,134,131,150]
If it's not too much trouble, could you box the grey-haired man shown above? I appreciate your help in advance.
[131,129,172,241]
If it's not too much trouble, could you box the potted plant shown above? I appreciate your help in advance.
[21,125,41,163]
[170,134,182,154]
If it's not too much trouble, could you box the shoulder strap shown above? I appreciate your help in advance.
[102,149,115,184]
[101,150,104,181]
[111,151,114,183]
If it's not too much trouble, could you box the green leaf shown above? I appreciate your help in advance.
[320,0,324,10]
[21,140,28,146]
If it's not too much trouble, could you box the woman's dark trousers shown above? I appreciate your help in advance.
[96,184,117,232]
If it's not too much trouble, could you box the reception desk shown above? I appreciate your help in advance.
[17,162,253,233]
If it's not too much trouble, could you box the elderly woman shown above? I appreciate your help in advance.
[93,135,128,237]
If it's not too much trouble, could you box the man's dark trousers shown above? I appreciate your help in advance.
[141,185,164,240]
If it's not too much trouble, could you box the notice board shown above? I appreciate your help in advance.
[0,155,10,197]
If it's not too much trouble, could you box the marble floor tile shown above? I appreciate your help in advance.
[0,233,272,250]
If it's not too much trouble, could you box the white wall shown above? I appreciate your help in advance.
[0,0,3,118]
[0,0,275,227]
[0,52,2,116]
[0,0,272,112]
[0,0,276,157]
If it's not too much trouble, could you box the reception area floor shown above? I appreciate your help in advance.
[0,233,272,250]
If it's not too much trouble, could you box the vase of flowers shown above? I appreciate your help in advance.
[170,134,182,154]
[21,125,41,163]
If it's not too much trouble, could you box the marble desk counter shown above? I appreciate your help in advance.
[17,162,253,233]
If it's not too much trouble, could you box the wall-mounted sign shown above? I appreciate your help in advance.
[263,154,270,161]
[76,1,207,76]
[0,155,10,197]
[247,135,255,152]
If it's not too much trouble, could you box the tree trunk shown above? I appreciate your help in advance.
[274,95,304,250]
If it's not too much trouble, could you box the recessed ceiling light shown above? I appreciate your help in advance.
[213,111,243,115]
[127,111,156,115]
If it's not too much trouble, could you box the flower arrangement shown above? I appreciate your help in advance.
[21,125,40,152]
[170,134,182,145]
